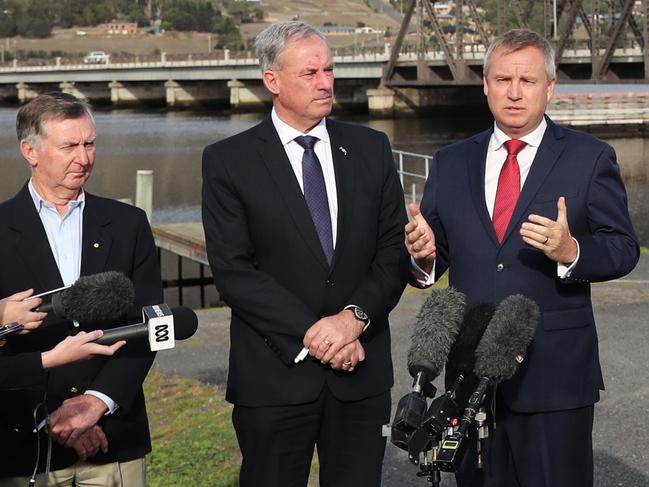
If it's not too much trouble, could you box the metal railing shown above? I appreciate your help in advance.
[393,149,431,204]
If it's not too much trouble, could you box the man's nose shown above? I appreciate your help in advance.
[508,81,522,99]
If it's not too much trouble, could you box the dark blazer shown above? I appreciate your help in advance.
[0,353,46,390]
[412,117,639,413]
[202,116,407,407]
[0,184,163,476]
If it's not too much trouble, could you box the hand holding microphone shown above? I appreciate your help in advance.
[41,330,126,369]
[0,289,47,333]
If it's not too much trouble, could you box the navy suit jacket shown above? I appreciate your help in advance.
[415,117,639,413]
[202,116,407,407]
[0,184,163,475]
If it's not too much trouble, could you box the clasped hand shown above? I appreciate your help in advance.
[303,309,365,372]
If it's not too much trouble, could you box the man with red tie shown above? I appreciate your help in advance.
[404,29,639,487]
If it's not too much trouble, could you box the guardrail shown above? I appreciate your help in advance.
[393,149,431,203]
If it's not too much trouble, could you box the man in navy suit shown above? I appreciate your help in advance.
[405,29,639,487]
[202,21,406,487]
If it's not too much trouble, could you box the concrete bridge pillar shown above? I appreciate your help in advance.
[60,81,86,100]
[228,79,271,110]
[110,80,165,106]
[16,82,53,103]
[367,87,395,117]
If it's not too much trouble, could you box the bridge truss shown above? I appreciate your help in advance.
[382,0,649,86]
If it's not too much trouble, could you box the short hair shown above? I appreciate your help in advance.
[16,91,94,146]
[255,20,327,72]
[484,29,556,80]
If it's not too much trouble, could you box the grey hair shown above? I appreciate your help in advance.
[255,20,327,72]
[16,91,94,147]
[484,29,556,80]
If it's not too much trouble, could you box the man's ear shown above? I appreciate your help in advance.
[263,69,280,95]
[19,139,38,168]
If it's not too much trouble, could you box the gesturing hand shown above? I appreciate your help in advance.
[520,196,578,264]
[404,203,436,273]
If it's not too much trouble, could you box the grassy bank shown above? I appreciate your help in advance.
[144,367,240,486]
[144,367,320,486]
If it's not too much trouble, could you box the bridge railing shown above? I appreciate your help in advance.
[393,149,431,204]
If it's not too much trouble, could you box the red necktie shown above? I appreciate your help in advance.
[492,139,526,243]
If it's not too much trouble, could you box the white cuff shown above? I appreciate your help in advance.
[85,390,119,415]
[558,238,580,279]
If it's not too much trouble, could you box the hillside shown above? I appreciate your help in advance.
[5,0,401,62]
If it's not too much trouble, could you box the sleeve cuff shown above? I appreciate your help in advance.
[85,390,119,415]
[411,256,436,286]
[558,237,580,279]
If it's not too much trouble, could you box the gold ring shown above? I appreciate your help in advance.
[342,361,352,367]
[323,340,331,346]
[543,236,549,244]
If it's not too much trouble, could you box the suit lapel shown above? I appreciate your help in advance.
[501,118,567,245]
[326,120,354,269]
[8,185,63,292]
[467,130,500,247]
[80,194,113,275]
[255,117,330,269]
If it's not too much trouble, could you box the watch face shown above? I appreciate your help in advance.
[354,307,368,322]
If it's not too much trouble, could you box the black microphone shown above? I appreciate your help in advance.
[95,305,198,351]
[36,271,135,322]
[391,287,466,451]
[436,295,540,472]
[407,303,496,458]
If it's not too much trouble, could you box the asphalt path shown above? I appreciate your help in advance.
[157,255,649,486]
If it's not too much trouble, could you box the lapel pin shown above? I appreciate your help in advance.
[338,146,347,156]
[93,242,100,249]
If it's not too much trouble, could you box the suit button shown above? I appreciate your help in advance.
[325,279,334,288]
[496,263,504,272]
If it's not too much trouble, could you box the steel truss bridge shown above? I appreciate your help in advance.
[382,0,649,86]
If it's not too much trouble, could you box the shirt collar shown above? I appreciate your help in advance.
[271,107,330,146]
[28,179,85,214]
[490,117,547,151]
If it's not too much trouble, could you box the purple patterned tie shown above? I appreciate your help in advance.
[295,135,333,264]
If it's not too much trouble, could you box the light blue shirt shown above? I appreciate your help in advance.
[28,180,118,414]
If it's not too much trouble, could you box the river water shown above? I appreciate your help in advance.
[0,107,646,244]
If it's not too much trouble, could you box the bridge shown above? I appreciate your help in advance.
[0,0,648,114]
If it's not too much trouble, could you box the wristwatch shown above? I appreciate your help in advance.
[347,305,370,326]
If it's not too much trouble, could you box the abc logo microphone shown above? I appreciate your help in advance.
[95,305,198,352]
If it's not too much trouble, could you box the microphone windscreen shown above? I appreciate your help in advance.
[172,306,198,340]
[447,303,495,375]
[474,295,540,382]
[407,287,466,380]
[56,271,136,322]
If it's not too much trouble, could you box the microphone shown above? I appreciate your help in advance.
[436,294,540,472]
[95,304,198,352]
[407,303,496,458]
[391,287,466,451]
[36,271,135,322]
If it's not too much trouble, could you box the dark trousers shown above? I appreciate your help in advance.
[232,385,390,487]
[456,398,594,487]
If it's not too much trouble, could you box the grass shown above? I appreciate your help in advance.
[641,246,649,255]
[144,366,240,487]
[144,366,321,486]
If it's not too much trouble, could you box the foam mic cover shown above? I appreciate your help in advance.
[473,294,540,382]
[407,287,466,380]
[43,272,135,322]
[447,303,496,376]
[95,306,198,346]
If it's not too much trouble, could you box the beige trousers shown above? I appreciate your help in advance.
[0,457,147,487]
